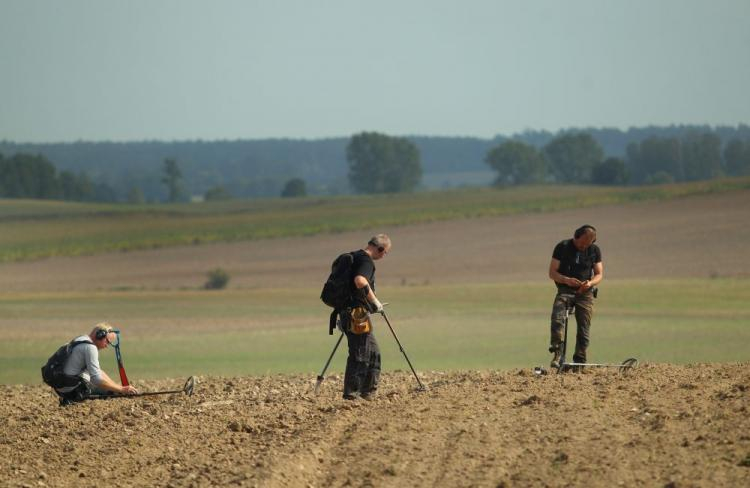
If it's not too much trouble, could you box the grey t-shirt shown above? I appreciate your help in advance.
[62,336,104,386]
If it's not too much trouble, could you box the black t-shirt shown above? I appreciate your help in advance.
[350,249,375,291]
[552,239,601,287]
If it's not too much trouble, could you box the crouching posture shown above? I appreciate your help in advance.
[42,323,138,405]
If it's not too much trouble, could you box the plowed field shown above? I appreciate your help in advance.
[2,363,749,487]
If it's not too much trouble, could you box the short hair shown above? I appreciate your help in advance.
[91,322,113,339]
[368,234,391,249]
[574,225,596,242]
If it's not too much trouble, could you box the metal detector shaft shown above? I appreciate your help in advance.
[314,332,344,395]
[379,311,425,391]
[565,362,626,368]
[87,376,195,400]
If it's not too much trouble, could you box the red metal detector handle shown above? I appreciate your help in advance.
[113,332,130,386]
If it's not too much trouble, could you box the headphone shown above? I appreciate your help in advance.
[95,327,112,340]
[368,240,385,253]
[574,224,597,243]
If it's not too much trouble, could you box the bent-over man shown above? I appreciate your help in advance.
[340,234,391,400]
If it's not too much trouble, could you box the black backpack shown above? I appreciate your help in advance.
[321,252,355,334]
[41,340,90,387]
[321,253,355,309]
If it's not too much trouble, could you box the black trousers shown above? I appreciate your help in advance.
[343,329,381,397]
[53,375,92,404]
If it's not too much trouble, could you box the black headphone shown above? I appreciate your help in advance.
[574,224,597,243]
[95,327,111,340]
[368,240,385,253]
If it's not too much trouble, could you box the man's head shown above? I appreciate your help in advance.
[573,225,596,251]
[367,234,391,260]
[90,323,116,349]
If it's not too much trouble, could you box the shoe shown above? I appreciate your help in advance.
[343,392,360,401]
[550,348,562,369]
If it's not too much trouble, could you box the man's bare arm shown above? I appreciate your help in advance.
[548,258,582,288]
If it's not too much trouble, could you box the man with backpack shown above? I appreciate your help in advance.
[322,234,391,400]
[547,225,604,369]
[42,323,138,405]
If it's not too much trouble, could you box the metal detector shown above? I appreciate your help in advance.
[557,305,638,374]
[86,376,195,400]
[314,307,426,394]
[376,310,426,391]
[314,332,344,395]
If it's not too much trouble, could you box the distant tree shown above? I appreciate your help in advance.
[543,133,603,183]
[59,171,94,201]
[280,178,307,198]
[644,171,674,185]
[161,158,184,202]
[127,186,146,204]
[627,137,682,184]
[0,153,59,199]
[347,132,422,193]
[723,138,750,176]
[92,182,118,202]
[204,185,233,201]
[0,152,4,195]
[591,157,628,185]
[485,140,546,185]
[681,132,722,181]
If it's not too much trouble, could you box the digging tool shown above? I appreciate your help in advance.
[86,376,195,400]
[109,329,130,386]
[557,300,637,374]
[314,331,345,395]
[376,310,426,391]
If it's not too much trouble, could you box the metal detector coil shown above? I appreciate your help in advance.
[557,304,638,374]
[183,375,195,396]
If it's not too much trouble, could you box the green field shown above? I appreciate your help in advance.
[1,177,748,262]
[2,278,747,385]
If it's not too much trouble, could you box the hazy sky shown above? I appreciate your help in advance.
[1,0,749,142]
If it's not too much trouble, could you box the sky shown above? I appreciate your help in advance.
[1,0,749,143]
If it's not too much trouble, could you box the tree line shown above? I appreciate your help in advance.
[2,126,749,202]
[3,124,748,199]
[485,131,750,186]
[0,152,116,202]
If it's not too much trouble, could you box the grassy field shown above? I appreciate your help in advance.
[1,177,748,262]
[1,278,747,385]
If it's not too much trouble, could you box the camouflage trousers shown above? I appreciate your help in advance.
[550,289,595,363]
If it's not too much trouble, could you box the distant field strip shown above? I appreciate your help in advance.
[1,177,749,262]
[1,278,748,384]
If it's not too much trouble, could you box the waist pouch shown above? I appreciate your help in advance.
[349,307,372,335]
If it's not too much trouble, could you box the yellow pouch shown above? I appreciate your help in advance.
[349,307,372,334]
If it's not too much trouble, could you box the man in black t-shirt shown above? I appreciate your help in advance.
[547,225,604,368]
[340,234,391,400]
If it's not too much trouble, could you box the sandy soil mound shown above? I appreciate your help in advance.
[2,363,749,487]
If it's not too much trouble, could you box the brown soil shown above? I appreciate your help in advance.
[1,190,748,293]
[2,364,749,487]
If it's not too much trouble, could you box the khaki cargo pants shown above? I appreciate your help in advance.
[550,289,595,363]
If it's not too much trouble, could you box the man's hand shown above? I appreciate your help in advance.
[121,385,138,395]
[577,280,593,293]
[369,296,384,313]
[566,277,583,288]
